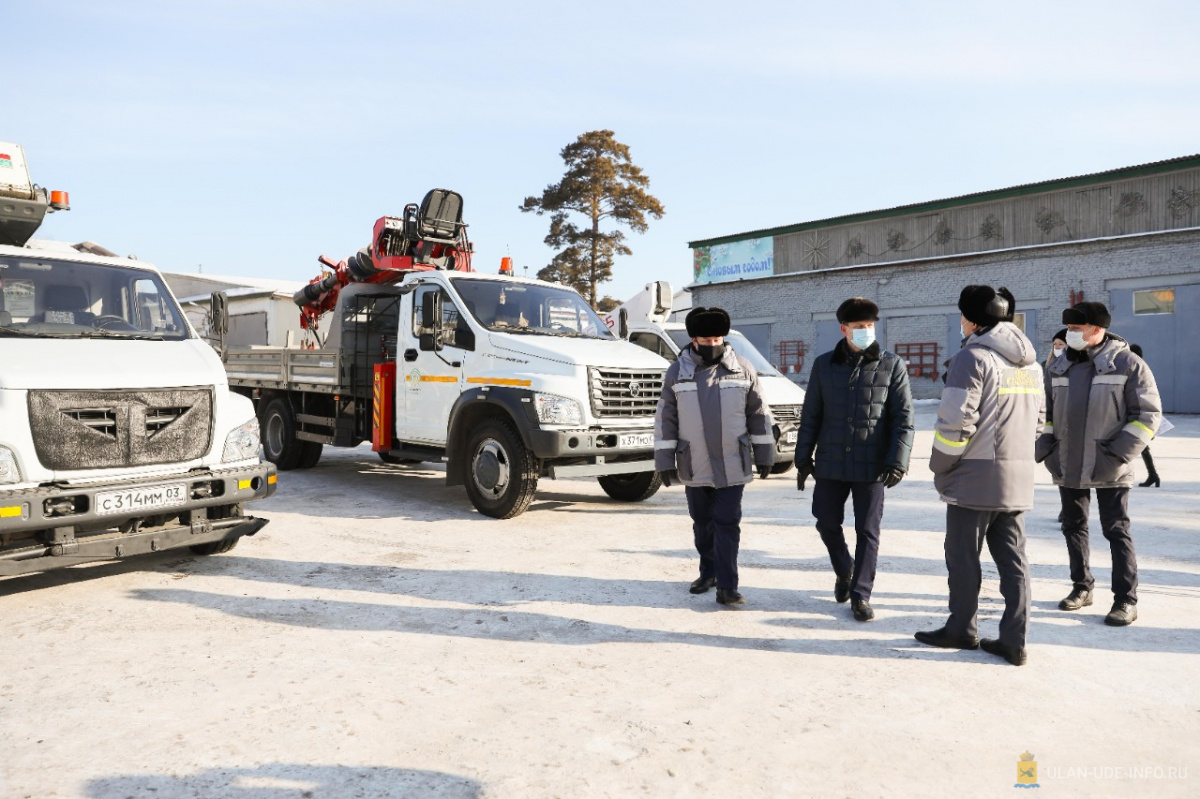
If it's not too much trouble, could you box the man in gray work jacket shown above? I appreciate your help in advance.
[1037,301,1161,627]
[655,306,775,607]
[794,297,914,622]
[916,286,1044,666]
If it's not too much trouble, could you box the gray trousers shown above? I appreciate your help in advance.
[944,505,1031,649]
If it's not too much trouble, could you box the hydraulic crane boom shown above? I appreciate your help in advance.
[292,188,472,332]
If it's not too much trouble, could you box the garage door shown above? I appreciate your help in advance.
[1109,285,1200,413]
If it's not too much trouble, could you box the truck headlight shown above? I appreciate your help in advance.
[222,418,261,463]
[0,446,22,485]
[534,393,583,426]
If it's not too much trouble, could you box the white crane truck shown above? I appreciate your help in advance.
[0,142,277,577]
[604,281,806,473]
[218,190,668,519]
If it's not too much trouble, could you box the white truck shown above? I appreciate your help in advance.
[219,191,668,519]
[0,142,277,577]
[604,281,806,473]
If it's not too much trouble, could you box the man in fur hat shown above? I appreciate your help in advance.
[793,297,914,622]
[1036,301,1161,626]
[654,306,775,606]
[916,286,1043,666]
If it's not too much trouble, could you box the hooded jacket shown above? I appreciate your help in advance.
[794,339,914,483]
[654,345,774,488]
[1035,333,1161,489]
[931,321,1045,511]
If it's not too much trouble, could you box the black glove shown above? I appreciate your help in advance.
[757,464,772,480]
[658,469,678,488]
[796,460,814,491]
[883,467,905,488]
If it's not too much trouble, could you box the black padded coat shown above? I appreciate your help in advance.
[794,339,915,483]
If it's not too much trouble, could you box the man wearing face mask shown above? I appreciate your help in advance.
[793,297,914,622]
[655,306,775,606]
[916,286,1043,666]
[1036,301,1161,626]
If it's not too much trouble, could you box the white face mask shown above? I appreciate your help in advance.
[1066,330,1089,351]
[1052,346,1065,358]
[850,327,876,349]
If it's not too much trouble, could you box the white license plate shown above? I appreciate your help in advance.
[95,483,188,516]
[618,433,655,449]
[784,430,798,444]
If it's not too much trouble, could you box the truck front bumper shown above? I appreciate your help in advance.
[528,428,656,479]
[0,461,277,576]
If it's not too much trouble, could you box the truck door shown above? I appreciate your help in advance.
[399,284,467,444]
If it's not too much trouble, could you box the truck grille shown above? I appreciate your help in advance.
[770,404,802,423]
[28,389,214,470]
[588,367,664,418]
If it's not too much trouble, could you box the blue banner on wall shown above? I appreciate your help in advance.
[693,237,774,284]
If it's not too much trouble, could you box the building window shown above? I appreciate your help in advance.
[1133,289,1175,315]
[1011,312,1026,333]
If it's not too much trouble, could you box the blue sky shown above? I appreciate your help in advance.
[9,1,1199,304]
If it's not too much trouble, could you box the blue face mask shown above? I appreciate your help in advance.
[850,327,876,349]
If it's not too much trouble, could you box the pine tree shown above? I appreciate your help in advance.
[521,130,664,308]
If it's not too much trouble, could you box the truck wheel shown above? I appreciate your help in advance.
[597,471,662,502]
[463,417,538,519]
[297,441,323,469]
[262,398,303,470]
[771,461,795,475]
[190,537,239,556]
[379,452,421,465]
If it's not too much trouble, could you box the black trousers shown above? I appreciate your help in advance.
[685,485,745,590]
[812,479,885,603]
[1058,486,1138,604]
[944,505,1031,650]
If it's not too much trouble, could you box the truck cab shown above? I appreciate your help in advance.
[0,143,276,576]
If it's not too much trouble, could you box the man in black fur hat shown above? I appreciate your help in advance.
[655,306,775,606]
[1036,301,1161,626]
[793,297,914,622]
[917,286,1042,666]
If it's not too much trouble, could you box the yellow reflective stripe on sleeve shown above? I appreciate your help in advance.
[934,431,969,448]
[465,377,532,387]
[1125,420,1155,443]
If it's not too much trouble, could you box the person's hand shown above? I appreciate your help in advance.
[883,467,905,488]
[796,460,814,491]
[658,469,678,488]
[757,464,772,480]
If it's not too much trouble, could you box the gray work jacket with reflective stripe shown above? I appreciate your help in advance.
[1035,334,1161,489]
[654,346,774,488]
[930,321,1045,511]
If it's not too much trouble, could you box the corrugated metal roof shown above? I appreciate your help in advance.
[688,153,1200,249]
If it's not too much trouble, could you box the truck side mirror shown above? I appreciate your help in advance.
[210,291,229,353]
[618,308,629,340]
[420,291,444,351]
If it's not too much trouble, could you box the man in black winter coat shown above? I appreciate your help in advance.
[794,297,915,621]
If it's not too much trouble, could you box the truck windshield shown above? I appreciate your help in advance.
[452,278,616,340]
[0,256,189,340]
[666,329,779,376]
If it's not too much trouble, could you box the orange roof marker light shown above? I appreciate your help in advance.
[499,256,513,275]
[48,190,70,211]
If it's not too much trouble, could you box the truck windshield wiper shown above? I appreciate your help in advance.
[0,326,81,338]
[78,329,165,341]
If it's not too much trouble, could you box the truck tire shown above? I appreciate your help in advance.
[189,537,239,556]
[463,417,538,519]
[261,398,303,471]
[297,441,323,469]
[597,471,662,502]
[771,461,795,475]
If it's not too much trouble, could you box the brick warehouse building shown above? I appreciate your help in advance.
[688,155,1200,410]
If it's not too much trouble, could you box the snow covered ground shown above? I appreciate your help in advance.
[2,405,1197,797]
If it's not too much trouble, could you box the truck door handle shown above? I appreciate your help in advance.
[404,349,418,362]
